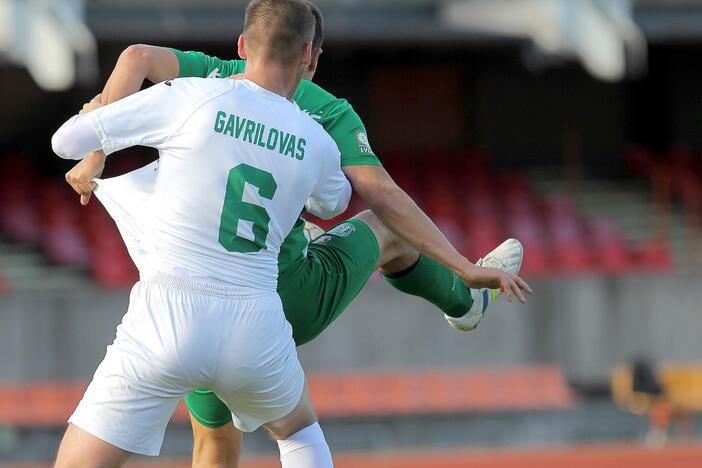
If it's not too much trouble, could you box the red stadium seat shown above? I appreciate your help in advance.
[638,239,674,272]
[518,239,552,276]
[0,158,43,245]
[626,146,657,178]
[1,199,42,243]
[0,275,9,295]
[91,246,139,287]
[591,221,633,274]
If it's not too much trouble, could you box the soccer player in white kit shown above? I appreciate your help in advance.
[50,1,345,467]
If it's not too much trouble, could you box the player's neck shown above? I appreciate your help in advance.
[243,61,303,100]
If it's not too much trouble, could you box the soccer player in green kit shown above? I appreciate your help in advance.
[63,2,531,465]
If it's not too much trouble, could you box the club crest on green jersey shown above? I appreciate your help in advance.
[327,223,356,238]
[356,130,373,154]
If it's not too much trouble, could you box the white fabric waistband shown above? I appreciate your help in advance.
[143,272,275,299]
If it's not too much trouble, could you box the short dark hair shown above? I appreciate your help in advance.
[309,2,324,50]
[244,0,315,64]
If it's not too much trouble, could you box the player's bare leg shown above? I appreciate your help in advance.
[264,385,332,468]
[351,210,421,273]
[54,424,131,468]
[190,386,328,468]
[191,418,242,468]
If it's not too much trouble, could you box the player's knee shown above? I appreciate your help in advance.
[352,210,417,269]
[264,390,318,440]
[352,210,393,247]
[265,415,318,441]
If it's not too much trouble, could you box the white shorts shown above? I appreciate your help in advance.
[69,273,305,456]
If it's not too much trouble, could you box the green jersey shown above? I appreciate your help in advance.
[171,48,380,271]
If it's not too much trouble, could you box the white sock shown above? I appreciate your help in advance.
[277,422,333,468]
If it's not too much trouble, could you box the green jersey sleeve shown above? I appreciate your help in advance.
[294,81,381,167]
[328,120,379,167]
[170,49,246,79]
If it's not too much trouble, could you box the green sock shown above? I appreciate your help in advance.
[383,255,473,318]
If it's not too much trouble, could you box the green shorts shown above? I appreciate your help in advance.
[185,219,379,428]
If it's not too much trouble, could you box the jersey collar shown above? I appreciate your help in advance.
[240,79,293,103]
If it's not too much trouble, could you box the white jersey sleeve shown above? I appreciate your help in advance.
[51,114,104,160]
[86,80,225,156]
[305,137,351,220]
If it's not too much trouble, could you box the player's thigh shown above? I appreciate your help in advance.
[278,218,380,346]
[263,384,317,440]
[55,423,131,468]
[190,414,242,468]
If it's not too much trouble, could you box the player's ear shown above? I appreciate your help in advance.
[237,34,247,60]
[301,42,312,67]
[310,48,323,70]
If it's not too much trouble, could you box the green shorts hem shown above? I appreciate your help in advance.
[185,388,233,429]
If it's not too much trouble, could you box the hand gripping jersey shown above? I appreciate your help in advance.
[171,49,380,270]
[87,77,350,291]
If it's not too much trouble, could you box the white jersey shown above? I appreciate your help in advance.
[86,78,350,291]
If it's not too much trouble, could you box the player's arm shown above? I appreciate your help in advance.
[66,46,243,204]
[100,45,180,104]
[54,80,194,178]
[51,111,103,160]
[103,45,244,103]
[345,164,528,298]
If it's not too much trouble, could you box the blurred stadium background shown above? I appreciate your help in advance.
[3,0,702,466]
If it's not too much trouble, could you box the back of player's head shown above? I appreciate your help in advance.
[244,0,315,65]
[309,2,324,50]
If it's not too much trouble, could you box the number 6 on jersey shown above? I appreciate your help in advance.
[219,164,277,253]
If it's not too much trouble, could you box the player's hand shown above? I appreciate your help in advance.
[79,94,104,115]
[65,151,106,205]
[461,266,532,304]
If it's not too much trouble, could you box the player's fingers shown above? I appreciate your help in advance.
[66,176,83,195]
[80,192,92,206]
[504,272,531,294]
[71,181,95,196]
[512,281,527,303]
[80,181,97,194]
[503,279,513,303]
[515,275,532,293]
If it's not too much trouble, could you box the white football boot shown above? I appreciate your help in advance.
[445,238,524,332]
